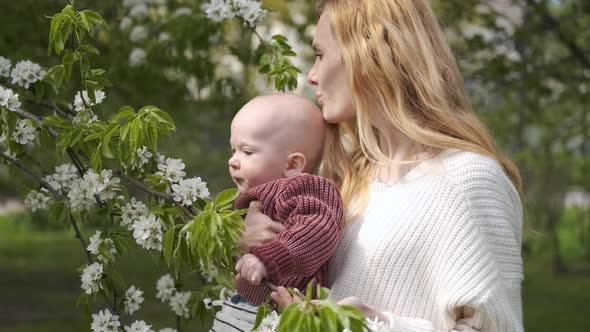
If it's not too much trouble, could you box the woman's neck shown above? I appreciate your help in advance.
[372,124,422,184]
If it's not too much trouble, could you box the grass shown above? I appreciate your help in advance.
[1,212,589,331]
[0,213,210,332]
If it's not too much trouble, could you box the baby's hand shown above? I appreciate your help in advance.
[235,253,268,285]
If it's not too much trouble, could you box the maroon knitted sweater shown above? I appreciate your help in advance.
[235,174,343,305]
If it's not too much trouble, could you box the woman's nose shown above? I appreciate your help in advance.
[307,64,318,86]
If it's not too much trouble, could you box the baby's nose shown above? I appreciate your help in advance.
[228,155,239,168]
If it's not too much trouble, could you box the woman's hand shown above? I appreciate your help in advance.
[238,201,284,253]
[270,286,301,309]
[338,297,390,322]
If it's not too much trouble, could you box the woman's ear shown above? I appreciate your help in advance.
[283,152,307,178]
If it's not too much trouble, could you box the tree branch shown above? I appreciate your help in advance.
[0,149,93,264]
[12,109,58,136]
[525,0,590,70]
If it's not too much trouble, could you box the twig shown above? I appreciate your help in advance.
[13,109,58,136]
[113,169,195,217]
[0,150,59,196]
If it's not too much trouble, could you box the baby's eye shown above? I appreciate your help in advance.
[244,151,253,156]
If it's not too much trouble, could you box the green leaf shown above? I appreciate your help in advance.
[109,270,127,293]
[272,34,288,42]
[82,10,110,29]
[253,305,267,330]
[92,143,103,170]
[43,115,73,129]
[214,188,239,210]
[79,43,99,55]
[43,65,65,90]
[163,226,176,267]
[49,201,69,224]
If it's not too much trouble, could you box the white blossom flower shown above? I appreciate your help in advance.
[123,0,143,8]
[87,231,118,262]
[156,158,186,183]
[169,291,191,318]
[68,169,121,212]
[73,109,98,126]
[125,320,154,332]
[43,163,78,196]
[120,16,133,30]
[171,177,209,206]
[156,274,176,302]
[10,60,46,89]
[91,309,121,332]
[130,26,149,43]
[0,56,11,77]
[12,119,36,145]
[202,0,235,22]
[24,189,52,212]
[158,32,171,43]
[81,262,104,294]
[257,310,280,332]
[172,7,192,17]
[233,0,267,26]
[130,4,149,19]
[159,329,177,332]
[2,148,17,159]
[124,285,145,315]
[135,146,153,169]
[203,298,213,309]
[129,48,147,67]
[73,89,106,112]
[132,213,163,251]
[121,197,150,230]
[365,317,393,332]
[0,86,21,112]
[199,260,218,283]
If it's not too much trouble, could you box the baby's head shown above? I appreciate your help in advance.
[229,94,326,192]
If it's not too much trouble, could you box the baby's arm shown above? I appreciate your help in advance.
[235,253,267,285]
[250,176,343,283]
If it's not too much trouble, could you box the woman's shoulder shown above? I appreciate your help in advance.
[436,149,510,185]
[436,149,522,215]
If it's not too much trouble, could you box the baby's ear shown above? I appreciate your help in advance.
[284,153,307,178]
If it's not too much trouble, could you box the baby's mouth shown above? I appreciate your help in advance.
[232,177,244,186]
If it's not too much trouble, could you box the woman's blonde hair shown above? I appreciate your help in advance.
[318,0,522,219]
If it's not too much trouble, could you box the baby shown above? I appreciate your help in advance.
[211,94,343,332]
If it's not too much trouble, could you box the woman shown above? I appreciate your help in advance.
[241,0,524,331]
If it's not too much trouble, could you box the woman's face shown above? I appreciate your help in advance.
[307,14,356,124]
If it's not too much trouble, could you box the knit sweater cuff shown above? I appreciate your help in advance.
[251,240,294,284]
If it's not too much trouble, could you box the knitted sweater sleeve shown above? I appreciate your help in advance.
[251,176,343,283]
[385,157,524,332]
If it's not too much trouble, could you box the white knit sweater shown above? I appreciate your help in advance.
[327,150,523,332]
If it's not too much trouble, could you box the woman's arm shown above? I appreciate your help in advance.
[237,201,284,253]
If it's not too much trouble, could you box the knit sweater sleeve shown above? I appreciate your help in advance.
[384,157,524,332]
[251,175,343,283]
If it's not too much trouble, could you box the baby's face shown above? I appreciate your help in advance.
[228,113,288,193]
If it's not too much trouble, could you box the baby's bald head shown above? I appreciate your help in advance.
[229,94,326,187]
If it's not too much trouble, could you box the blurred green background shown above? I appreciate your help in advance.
[0,0,589,331]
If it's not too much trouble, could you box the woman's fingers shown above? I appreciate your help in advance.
[238,200,282,252]
[270,286,295,309]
